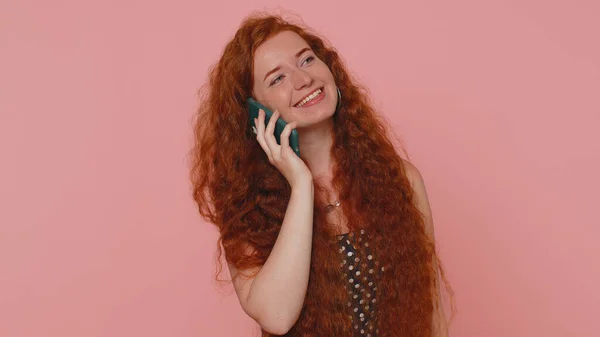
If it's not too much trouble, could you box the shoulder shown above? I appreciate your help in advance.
[401,158,434,226]
[401,158,425,190]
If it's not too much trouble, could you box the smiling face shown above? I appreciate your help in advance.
[251,30,338,128]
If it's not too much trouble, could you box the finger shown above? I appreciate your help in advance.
[255,112,273,160]
[256,109,266,136]
[264,109,278,141]
[264,110,280,154]
[280,121,297,151]
[256,135,274,164]
[255,114,265,146]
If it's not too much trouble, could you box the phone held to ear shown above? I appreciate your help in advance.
[247,97,300,157]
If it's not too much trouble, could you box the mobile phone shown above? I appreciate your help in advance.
[247,97,300,157]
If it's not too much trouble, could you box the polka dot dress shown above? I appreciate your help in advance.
[338,229,381,337]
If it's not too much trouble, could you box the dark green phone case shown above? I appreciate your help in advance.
[247,98,300,157]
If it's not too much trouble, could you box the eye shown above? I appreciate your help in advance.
[270,74,285,86]
[302,56,315,66]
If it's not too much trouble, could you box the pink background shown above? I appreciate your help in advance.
[1,1,599,336]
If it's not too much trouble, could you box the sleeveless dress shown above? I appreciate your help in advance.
[337,229,381,337]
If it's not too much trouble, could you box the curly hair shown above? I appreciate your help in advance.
[190,12,454,337]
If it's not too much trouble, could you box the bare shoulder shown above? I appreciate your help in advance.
[401,158,435,235]
[401,158,425,188]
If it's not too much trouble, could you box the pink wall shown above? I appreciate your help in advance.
[1,1,598,336]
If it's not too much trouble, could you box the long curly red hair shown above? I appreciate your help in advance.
[190,12,454,337]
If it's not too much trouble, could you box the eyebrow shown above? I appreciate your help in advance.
[263,47,312,81]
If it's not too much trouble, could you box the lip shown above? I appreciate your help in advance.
[294,87,325,108]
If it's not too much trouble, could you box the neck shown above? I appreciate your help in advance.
[298,117,335,180]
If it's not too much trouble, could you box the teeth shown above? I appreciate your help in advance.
[296,89,322,107]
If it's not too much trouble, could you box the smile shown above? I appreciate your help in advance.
[294,88,324,107]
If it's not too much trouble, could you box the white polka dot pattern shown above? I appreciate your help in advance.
[338,230,381,336]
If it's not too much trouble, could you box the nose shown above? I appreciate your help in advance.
[292,68,312,90]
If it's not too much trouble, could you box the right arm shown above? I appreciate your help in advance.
[228,179,314,335]
[227,109,315,335]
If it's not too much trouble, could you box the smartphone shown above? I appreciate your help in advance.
[247,97,300,157]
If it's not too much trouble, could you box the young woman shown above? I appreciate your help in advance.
[190,12,455,337]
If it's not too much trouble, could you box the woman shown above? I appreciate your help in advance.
[190,12,455,337]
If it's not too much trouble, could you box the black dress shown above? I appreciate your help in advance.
[337,229,381,337]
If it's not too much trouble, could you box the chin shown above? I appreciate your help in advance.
[298,110,336,129]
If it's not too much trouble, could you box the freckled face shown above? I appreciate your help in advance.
[252,31,338,128]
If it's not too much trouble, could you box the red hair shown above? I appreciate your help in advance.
[190,12,454,337]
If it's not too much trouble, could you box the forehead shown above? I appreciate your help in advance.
[253,31,310,75]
